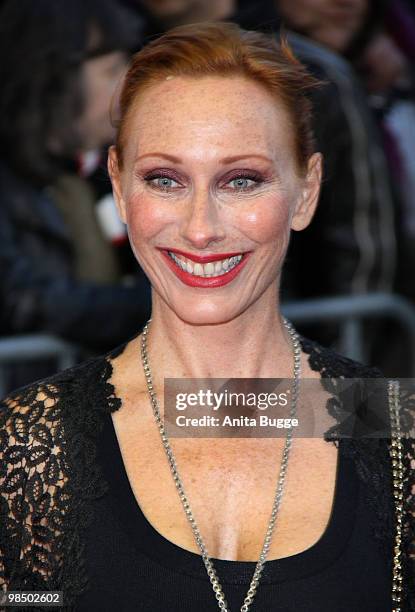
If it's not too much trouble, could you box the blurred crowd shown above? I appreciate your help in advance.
[0,0,414,389]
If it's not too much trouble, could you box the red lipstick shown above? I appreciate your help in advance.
[159,248,251,288]
[159,247,245,264]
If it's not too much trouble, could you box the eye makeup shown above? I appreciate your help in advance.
[135,167,185,192]
[136,166,273,193]
[142,168,183,182]
[219,169,267,191]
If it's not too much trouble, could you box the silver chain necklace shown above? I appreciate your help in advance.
[140,317,302,612]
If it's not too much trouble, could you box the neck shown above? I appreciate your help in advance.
[145,286,297,383]
[161,0,235,28]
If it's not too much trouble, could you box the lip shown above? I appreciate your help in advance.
[160,248,251,288]
[157,247,247,264]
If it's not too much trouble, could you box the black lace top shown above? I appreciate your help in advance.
[0,333,414,611]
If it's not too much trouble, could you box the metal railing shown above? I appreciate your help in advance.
[282,292,415,374]
[1,292,415,397]
[0,335,79,398]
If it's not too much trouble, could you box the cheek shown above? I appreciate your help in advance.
[236,195,292,246]
[125,192,176,243]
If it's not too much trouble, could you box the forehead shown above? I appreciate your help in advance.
[122,75,295,162]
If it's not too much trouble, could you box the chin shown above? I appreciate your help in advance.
[170,297,244,327]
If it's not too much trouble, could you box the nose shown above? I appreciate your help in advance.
[179,188,226,250]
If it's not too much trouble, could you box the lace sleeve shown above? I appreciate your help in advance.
[0,382,70,600]
[0,354,120,611]
[400,383,415,610]
[300,336,415,610]
[401,436,415,611]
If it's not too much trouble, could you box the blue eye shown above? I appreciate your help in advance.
[151,176,179,190]
[229,177,256,190]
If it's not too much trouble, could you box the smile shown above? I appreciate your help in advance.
[168,251,242,277]
[159,248,251,288]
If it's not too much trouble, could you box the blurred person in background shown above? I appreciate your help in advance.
[352,0,415,304]
[128,0,399,370]
[0,0,151,391]
[276,0,372,54]
[275,0,415,238]
[276,0,415,375]
[126,0,278,35]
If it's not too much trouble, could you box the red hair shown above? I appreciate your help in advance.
[115,21,321,173]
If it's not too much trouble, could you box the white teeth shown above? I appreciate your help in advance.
[168,252,243,278]
[172,253,185,270]
[204,262,215,275]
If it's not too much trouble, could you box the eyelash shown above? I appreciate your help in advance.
[142,170,264,192]
[224,172,264,191]
[143,170,182,191]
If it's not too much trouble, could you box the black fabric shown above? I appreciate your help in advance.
[0,158,151,392]
[0,332,414,611]
[0,161,151,351]
[76,411,392,611]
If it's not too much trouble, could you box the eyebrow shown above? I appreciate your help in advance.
[135,153,273,164]
[135,153,181,163]
[221,154,273,164]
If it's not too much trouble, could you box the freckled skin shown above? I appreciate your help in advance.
[109,75,322,328]
[106,76,335,564]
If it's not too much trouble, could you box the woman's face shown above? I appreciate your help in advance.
[109,75,321,325]
[76,50,128,151]
[277,0,368,53]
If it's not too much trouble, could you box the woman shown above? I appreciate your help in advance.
[0,0,151,391]
[1,22,414,611]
